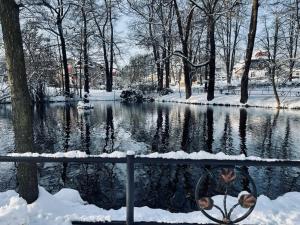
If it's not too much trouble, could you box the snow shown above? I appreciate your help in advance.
[127,151,135,155]
[77,101,94,110]
[8,150,126,158]
[138,150,285,162]
[7,150,300,162]
[156,90,300,109]
[0,187,299,225]
[46,88,122,102]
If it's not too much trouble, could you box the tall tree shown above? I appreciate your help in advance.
[191,0,240,100]
[0,0,38,203]
[240,0,259,103]
[127,0,165,91]
[217,0,242,84]
[285,0,299,81]
[263,15,281,107]
[91,0,115,92]
[30,0,71,97]
[82,0,90,101]
[173,0,195,99]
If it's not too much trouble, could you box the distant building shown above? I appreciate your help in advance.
[290,62,300,79]
[233,58,269,80]
[233,50,300,80]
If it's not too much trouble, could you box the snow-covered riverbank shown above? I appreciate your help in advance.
[156,90,300,109]
[47,88,300,110]
[2,85,300,110]
[0,186,299,225]
[47,89,122,102]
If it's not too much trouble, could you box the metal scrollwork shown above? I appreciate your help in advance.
[195,166,257,224]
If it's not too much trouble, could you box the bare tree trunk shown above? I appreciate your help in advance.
[165,8,173,88]
[82,0,89,101]
[57,36,64,93]
[207,15,216,101]
[240,0,259,103]
[288,3,299,82]
[92,0,112,92]
[204,29,209,92]
[79,28,83,98]
[174,0,194,99]
[271,17,280,108]
[229,19,240,84]
[0,0,38,203]
[57,20,70,97]
[165,48,170,88]
[149,2,163,91]
[108,0,114,92]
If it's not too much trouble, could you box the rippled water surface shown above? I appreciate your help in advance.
[0,102,299,212]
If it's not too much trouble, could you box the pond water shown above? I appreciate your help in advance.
[0,102,299,212]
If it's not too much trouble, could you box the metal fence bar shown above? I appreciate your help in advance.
[0,156,126,163]
[0,156,299,167]
[134,157,300,167]
[126,152,135,225]
[0,153,300,225]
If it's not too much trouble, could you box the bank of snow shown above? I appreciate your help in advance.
[0,186,300,225]
[156,92,300,109]
[47,89,122,102]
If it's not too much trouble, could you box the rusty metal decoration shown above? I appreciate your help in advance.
[195,166,257,224]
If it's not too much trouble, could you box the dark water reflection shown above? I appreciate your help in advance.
[0,102,299,212]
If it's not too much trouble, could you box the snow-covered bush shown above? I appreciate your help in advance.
[159,88,174,96]
[120,89,144,103]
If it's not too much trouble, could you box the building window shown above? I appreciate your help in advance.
[251,72,255,77]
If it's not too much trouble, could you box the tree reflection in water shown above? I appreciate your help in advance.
[103,105,114,153]
[0,103,299,212]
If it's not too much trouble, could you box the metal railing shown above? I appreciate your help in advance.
[0,153,299,225]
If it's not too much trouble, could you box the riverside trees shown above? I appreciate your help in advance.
[0,0,299,104]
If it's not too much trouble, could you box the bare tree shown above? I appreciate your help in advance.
[217,0,243,84]
[81,0,90,100]
[285,0,299,81]
[191,0,239,100]
[240,0,259,103]
[91,0,116,92]
[28,0,71,97]
[263,15,281,107]
[173,0,195,99]
[0,0,38,203]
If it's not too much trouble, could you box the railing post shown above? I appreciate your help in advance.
[126,151,135,225]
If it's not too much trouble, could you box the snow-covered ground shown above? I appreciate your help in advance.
[0,186,299,225]
[46,86,300,110]
[156,90,300,109]
[2,85,300,110]
[46,88,122,102]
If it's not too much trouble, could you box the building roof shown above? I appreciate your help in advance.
[249,59,269,70]
[234,58,269,73]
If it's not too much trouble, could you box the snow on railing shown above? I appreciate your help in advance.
[1,150,300,225]
[2,150,300,166]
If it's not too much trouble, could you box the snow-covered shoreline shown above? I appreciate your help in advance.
[44,87,300,110]
[156,91,300,110]
[47,89,122,102]
[0,186,299,225]
[1,86,300,110]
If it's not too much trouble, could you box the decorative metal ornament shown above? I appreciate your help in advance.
[195,166,257,224]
